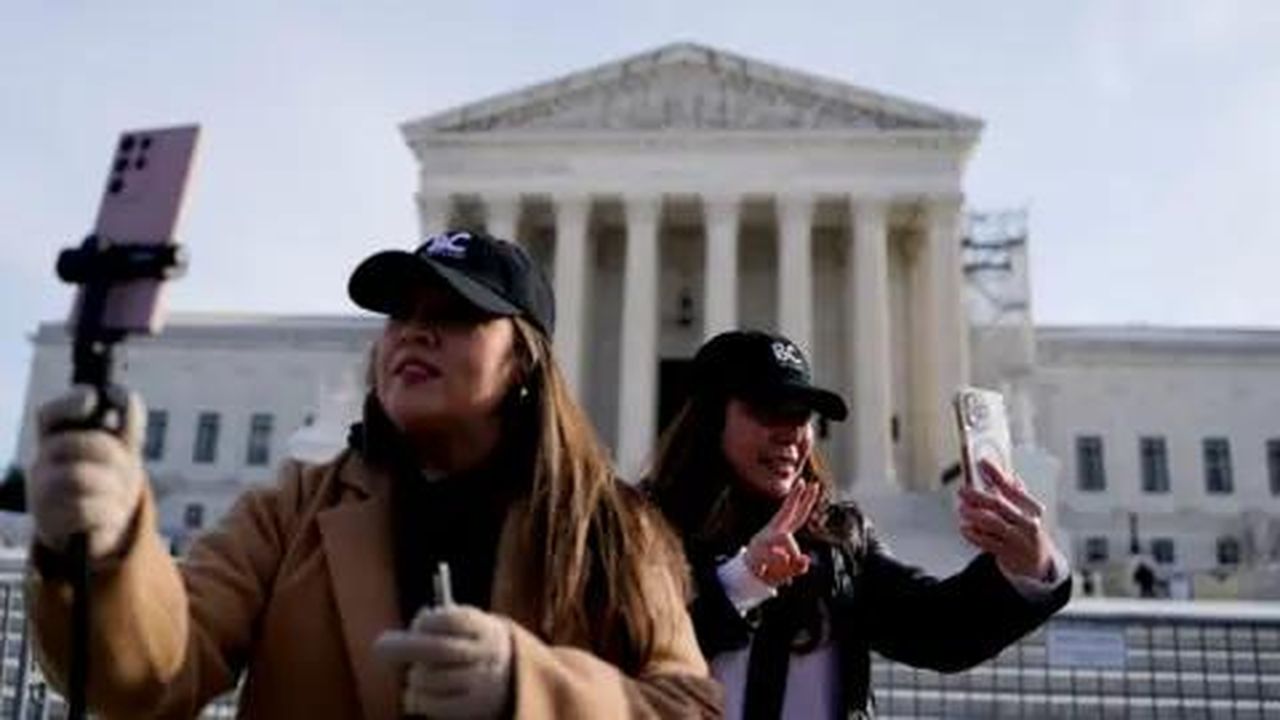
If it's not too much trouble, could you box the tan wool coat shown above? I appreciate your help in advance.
[28,450,722,719]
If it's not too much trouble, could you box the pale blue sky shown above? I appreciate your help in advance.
[3,1,1278,464]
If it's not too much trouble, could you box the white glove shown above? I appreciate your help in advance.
[30,384,147,560]
[375,605,513,720]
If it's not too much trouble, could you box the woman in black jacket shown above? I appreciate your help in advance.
[644,330,1072,719]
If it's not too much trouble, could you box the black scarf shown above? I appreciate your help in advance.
[347,395,525,624]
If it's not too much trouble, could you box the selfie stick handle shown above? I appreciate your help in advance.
[56,234,185,720]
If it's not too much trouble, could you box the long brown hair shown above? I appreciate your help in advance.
[504,318,684,673]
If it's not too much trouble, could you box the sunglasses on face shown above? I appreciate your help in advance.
[742,399,814,427]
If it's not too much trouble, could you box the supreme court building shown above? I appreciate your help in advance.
[400,42,980,490]
[23,43,1280,588]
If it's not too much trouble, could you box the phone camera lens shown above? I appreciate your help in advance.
[135,157,147,170]
[113,158,128,173]
[108,178,125,194]
[140,136,152,150]
[120,135,135,153]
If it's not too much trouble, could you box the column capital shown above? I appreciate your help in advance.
[924,192,965,214]
[850,193,892,211]
[552,190,590,204]
[700,193,741,222]
[483,193,522,215]
[623,194,663,224]
[415,192,454,235]
[483,191,521,203]
[775,192,817,214]
[483,194,521,244]
[552,193,592,219]
[415,190,451,204]
[415,191,452,213]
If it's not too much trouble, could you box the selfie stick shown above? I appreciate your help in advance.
[54,125,199,720]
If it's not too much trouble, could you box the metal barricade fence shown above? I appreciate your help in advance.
[0,574,1277,718]
[871,598,1280,719]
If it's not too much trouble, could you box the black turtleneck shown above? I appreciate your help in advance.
[348,395,527,624]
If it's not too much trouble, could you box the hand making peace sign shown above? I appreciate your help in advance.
[744,480,821,587]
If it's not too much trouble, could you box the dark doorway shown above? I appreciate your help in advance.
[658,359,696,438]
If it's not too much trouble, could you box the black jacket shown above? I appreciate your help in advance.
[688,512,1072,716]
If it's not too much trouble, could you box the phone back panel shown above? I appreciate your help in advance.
[955,387,1013,492]
[70,125,200,334]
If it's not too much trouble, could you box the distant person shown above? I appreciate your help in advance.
[1132,556,1158,598]
[644,330,1072,720]
[27,230,720,718]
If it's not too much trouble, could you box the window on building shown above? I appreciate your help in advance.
[1268,439,1280,496]
[1084,536,1109,565]
[1076,435,1106,491]
[193,412,220,464]
[1139,436,1170,493]
[1203,437,1234,494]
[1151,538,1176,565]
[246,413,274,467]
[1217,536,1241,566]
[184,503,205,530]
[143,409,168,461]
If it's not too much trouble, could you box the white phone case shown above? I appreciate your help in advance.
[954,386,1013,492]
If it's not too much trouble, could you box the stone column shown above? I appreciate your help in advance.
[909,195,969,489]
[777,194,815,354]
[415,193,452,236]
[485,195,520,243]
[617,195,661,478]
[932,195,970,470]
[552,194,590,397]
[850,197,895,494]
[702,194,740,339]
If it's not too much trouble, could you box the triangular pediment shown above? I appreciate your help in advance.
[404,43,982,136]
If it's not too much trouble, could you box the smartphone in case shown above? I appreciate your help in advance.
[69,125,200,334]
[953,386,1013,493]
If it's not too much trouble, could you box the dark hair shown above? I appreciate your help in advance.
[642,392,865,653]
[645,394,857,547]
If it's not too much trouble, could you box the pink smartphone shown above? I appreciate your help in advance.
[69,125,200,334]
[954,386,1013,493]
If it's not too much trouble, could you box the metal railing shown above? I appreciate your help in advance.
[871,599,1280,718]
[3,570,1279,718]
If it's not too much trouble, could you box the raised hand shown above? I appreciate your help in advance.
[744,481,820,587]
[957,459,1056,581]
[30,385,147,559]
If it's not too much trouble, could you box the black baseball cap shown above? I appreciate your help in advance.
[692,330,848,421]
[348,230,555,337]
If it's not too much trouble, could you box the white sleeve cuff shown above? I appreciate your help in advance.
[716,549,777,615]
[1002,547,1071,600]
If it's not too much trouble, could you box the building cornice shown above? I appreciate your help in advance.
[1037,325,1280,358]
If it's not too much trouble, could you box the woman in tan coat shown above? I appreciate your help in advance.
[27,230,721,719]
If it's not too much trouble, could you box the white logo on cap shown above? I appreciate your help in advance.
[771,341,804,370]
[423,231,471,259]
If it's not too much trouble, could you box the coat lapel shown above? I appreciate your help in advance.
[318,478,401,720]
